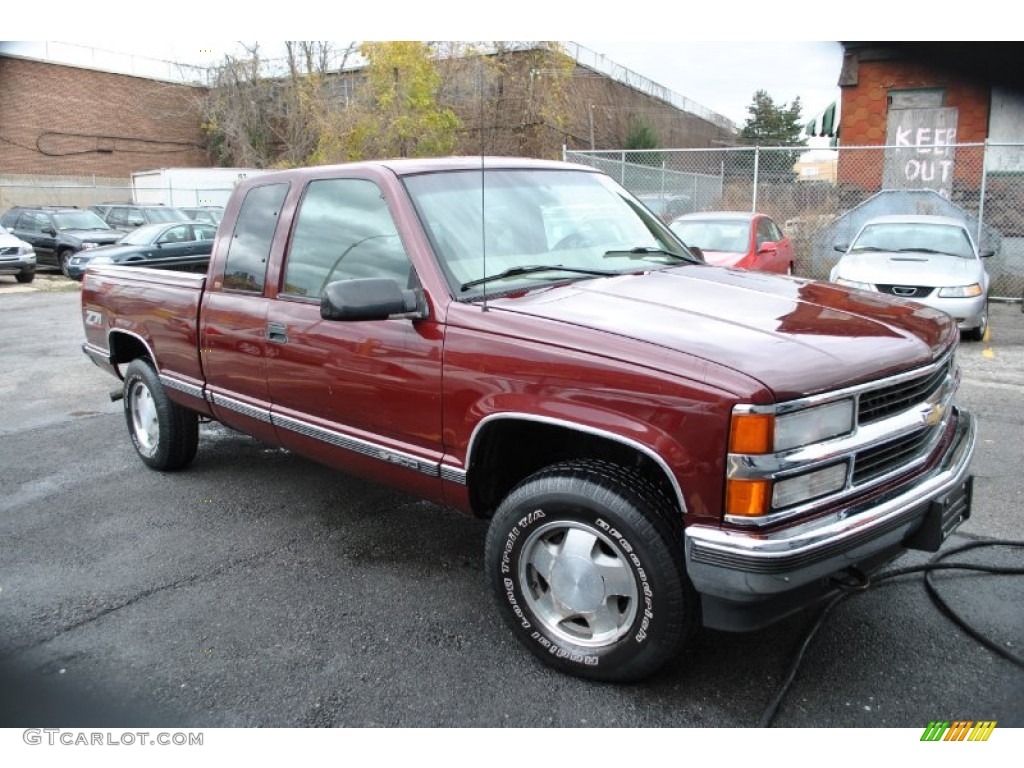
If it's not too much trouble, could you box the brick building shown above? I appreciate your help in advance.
[836,43,1024,202]
[0,55,210,178]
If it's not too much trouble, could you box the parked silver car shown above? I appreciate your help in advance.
[0,228,36,283]
[830,215,993,341]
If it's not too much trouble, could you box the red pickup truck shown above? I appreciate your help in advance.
[82,157,976,682]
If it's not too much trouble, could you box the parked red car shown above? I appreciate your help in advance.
[670,212,795,274]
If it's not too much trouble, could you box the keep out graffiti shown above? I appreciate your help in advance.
[884,107,959,199]
[898,126,956,191]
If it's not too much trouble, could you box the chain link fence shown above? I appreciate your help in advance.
[566,143,1024,301]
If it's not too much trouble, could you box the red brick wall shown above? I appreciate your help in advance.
[838,57,990,192]
[0,56,211,177]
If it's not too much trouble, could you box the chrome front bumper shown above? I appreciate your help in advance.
[685,407,976,609]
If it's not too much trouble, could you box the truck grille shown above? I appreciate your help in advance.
[853,427,934,485]
[0,246,19,257]
[858,359,951,425]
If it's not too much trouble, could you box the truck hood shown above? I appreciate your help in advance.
[834,251,983,287]
[488,265,956,401]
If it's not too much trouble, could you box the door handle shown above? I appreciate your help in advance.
[266,322,288,344]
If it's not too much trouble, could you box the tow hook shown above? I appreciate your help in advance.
[109,387,124,402]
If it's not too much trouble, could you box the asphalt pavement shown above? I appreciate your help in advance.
[0,281,1021,728]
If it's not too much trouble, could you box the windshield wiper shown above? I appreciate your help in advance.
[603,246,694,263]
[460,264,616,292]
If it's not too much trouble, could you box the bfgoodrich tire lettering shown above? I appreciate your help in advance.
[484,459,697,682]
[123,358,199,471]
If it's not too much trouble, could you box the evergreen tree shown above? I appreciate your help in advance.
[740,90,805,146]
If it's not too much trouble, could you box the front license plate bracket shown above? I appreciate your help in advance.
[905,475,973,552]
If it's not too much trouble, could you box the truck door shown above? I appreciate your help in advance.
[263,175,445,498]
[199,181,291,446]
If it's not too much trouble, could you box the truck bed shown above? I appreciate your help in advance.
[81,266,207,396]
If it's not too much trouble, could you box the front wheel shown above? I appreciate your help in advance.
[123,358,199,470]
[965,300,988,342]
[484,459,697,682]
[58,248,75,277]
[15,271,35,284]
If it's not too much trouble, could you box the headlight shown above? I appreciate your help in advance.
[835,277,873,291]
[81,242,99,250]
[729,398,855,455]
[938,283,983,298]
[775,399,855,451]
[18,245,34,255]
[726,399,856,517]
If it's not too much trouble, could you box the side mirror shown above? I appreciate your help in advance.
[45,228,57,236]
[978,249,994,258]
[758,241,778,255]
[833,243,849,253]
[687,245,705,262]
[321,278,425,321]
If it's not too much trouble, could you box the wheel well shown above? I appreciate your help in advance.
[467,419,681,519]
[108,332,152,373]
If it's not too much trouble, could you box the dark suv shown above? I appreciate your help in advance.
[89,203,191,230]
[1,206,125,276]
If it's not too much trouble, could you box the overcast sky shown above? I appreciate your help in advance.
[574,41,843,127]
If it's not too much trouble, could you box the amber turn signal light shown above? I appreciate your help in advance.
[729,413,774,454]
[726,479,771,517]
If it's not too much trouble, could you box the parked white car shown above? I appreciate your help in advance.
[830,215,993,341]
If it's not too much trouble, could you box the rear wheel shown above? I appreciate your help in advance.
[123,358,199,470]
[484,459,697,682]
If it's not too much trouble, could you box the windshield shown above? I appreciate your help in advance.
[118,224,164,245]
[54,211,110,230]
[669,219,751,253]
[852,222,975,258]
[403,169,692,297]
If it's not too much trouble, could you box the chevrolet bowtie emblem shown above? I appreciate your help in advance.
[920,402,946,427]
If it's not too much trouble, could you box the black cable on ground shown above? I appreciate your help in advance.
[757,538,1024,728]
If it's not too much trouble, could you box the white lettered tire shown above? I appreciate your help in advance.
[484,459,697,681]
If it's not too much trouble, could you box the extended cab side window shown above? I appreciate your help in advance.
[281,178,411,299]
[223,182,290,293]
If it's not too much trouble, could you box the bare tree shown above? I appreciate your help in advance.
[199,42,355,168]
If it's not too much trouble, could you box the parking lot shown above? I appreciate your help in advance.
[0,278,1021,728]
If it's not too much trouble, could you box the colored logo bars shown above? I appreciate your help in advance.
[921,721,997,741]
